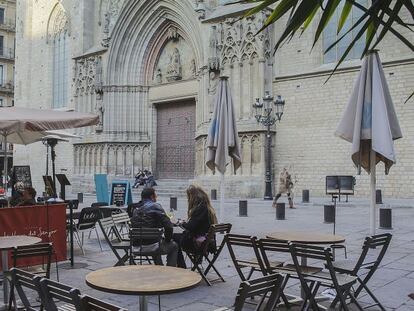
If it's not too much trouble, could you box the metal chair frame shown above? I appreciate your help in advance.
[9,268,43,311]
[69,207,102,254]
[290,243,363,311]
[38,278,82,311]
[186,223,232,286]
[129,227,164,265]
[332,233,392,311]
[7,242,53,310]
[111,212,130,239]
[225,234,267,282]
[98,217,131,266]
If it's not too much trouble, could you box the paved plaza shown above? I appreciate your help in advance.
[3,194,414,311]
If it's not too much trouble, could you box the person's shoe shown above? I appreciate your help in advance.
[288,199,295,209]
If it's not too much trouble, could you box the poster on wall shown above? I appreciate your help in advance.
[12,166,32,188]
[110,181,132,206]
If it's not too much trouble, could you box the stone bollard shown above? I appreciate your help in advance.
[376,190,383,204]
[379,208,392,229]
[77,192,83,203]
[170,197,177,211]
[324,205,335,223]
[276,203,285,220]
[239,200,248,217]
[211,189,217,201]
[302,190,310,203]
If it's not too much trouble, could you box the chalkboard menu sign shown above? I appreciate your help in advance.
[110,181,132,206]
[12,166,32,188]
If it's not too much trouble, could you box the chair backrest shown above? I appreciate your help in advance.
[80,295,126,311]
[233,274,284,311]
[91,202,108,208]
[354,233,392,273]
[225,233,264,281]
[129,227,164,245]
[98,217,119,243]
[289,243,338,290]
[257,238,290,274]
[12,242,53,278]
[78,207,101,230]
[65,199,79,210]
[39,278,82,311]
[112,212,130,226]
[10,268,43,311]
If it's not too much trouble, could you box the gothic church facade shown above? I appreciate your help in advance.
[14,0,414,198]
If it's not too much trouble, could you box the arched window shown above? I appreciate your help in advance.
[48,4,70,108]
[53,30,68,108]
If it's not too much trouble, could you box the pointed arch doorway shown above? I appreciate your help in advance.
[155,100,196,179]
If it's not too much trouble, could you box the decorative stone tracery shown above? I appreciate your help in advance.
[74,143,152,177]
[47,3,70,41]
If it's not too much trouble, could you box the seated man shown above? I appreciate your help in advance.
[131,187,178,267]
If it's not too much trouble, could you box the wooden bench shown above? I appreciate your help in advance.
[326,176,355,202]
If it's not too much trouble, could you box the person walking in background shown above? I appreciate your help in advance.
[272,167,295,209]
[173,185,218,268]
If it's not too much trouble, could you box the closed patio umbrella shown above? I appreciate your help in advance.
[335,51,402,234]
[206,76,241,221]
[0,107,98,195]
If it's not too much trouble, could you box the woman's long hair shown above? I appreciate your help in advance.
[186,185,218,225]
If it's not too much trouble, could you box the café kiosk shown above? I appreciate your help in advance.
[0,166,67,269]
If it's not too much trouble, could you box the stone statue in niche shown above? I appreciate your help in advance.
[166,48,182,81]
[208,71,219,95]
[95,89,104,133]
[155,68,162,84]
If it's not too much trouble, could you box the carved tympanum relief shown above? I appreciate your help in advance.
[153,32,197,84]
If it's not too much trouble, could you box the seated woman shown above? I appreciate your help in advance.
[14,187,37,207]
[174,185,217,268]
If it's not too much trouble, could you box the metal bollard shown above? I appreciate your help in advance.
[376,189,383,204]
[77,192,83,203]
[239,200,248,217]
[302,190,310,203]
[170,197,177,211]
[276,203,285,220]
[324,205,335,223]
[379,208,392,229]
[211,189,217,201]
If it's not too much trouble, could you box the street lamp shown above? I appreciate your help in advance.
[253,91,285,200]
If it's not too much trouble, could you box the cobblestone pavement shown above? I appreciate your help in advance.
[3,195,414,310]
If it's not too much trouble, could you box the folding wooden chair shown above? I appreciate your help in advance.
[332,233,392,311]
[111,212,130,239]
[186,223,232,286]
[98,217,131,266]
[213,274,284,311]
[225,234,271,282]
[6,242,54,310]
[257,238,320,308]
[80,295,126,311]
[9,268,43,311]
[129,227,164,265]
[38,278,82,311]
[290,243,363,311]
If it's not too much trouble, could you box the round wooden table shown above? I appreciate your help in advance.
[266,231,345,245]
[0,235,42,310]
[86,265,202,311]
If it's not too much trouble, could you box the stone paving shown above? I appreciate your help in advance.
[3,194,414,310]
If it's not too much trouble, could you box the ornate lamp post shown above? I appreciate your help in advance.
[253,91,285,200]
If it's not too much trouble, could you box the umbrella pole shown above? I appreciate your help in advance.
[370,149,376,235]
[219,172,225,222]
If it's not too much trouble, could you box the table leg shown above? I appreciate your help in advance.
[139,296,148,311]
[1,250,9,311]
